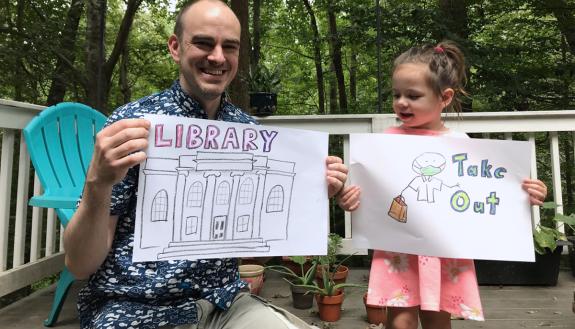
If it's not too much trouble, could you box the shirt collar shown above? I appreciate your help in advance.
[170,80,232,119]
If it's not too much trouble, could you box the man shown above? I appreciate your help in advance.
[63,1,348,328]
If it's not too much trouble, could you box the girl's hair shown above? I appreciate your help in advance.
[393,40,468,113]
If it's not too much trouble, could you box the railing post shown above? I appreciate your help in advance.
[0,129,15,271]
[13,132,30,267]
[550,132,564,233]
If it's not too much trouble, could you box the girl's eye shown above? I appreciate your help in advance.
[408,95,420,100]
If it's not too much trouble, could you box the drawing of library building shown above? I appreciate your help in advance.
[138,151,295,260]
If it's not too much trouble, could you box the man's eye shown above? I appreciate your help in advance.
[194,41,212,48]
[223,44,239,51]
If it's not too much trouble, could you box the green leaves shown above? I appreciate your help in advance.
[533,201,574,254]
[246,64,281,93]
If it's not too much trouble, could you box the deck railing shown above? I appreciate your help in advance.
[1,98,574,299]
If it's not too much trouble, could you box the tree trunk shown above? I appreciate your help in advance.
[542,0,575,54]
[327,2,347,113]
[120,45,131,104]
[46,0,84,106]
[251,0,261,70]
[438,0,472,112]
[328,63,338,114]
[229,0,250,113]
[14,0,25,101]
[302,0,325,114]
[349,49,357,110]
[85,0,142,113]
[85,0,107,111]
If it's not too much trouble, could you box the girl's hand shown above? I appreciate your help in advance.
[522,178,547,206]
[326,156,348,198]
[337,185,361,211]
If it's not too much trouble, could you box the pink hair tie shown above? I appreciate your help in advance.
[434,46,444,53]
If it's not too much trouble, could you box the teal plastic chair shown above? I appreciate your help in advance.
[23,102,106,326]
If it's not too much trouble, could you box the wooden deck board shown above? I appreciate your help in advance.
[0,268,573,329]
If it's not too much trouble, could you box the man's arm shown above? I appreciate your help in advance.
[64,119,150,279]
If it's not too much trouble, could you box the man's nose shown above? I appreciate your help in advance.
[207,45,225,64]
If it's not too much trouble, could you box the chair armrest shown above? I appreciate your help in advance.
[29,194,79,209]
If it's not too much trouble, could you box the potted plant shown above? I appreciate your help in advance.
[363,292,387,325]
[246,64,280,117]
[315,233,349,286]
[297,254,366,322]
[266,256,319,309]
[239,263,265,295]
[475,202,574,285]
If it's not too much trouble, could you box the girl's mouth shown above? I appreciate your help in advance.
[398,112,414,120]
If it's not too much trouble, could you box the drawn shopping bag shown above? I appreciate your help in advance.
[388,195,407,223]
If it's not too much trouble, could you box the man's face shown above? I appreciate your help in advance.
[169,2,241,104]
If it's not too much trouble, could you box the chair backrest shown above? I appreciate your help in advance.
[23,102,106,221]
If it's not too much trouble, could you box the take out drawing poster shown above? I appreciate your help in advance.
[350,133,535,262]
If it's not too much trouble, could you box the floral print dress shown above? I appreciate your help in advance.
[365,127,484,321]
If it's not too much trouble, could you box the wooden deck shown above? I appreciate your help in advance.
[0,268,573,329]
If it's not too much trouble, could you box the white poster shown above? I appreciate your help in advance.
[350,133,535,262]
[133,115,329,261]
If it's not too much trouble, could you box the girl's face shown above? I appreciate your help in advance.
[392,63,453,131]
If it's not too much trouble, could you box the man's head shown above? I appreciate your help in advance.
[168,0,241,113]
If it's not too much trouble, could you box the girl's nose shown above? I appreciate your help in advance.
[395,96,408,107]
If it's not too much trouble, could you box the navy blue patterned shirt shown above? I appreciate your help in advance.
[78,81,257,329]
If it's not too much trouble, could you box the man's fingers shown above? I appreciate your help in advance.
[102,126,150,150]
[112,151,147,170]
[107,137,149,162]
[99,118,150,138]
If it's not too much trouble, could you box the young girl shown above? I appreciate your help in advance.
[338,41,548,329]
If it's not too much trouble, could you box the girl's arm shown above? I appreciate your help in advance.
[522,178,547,206]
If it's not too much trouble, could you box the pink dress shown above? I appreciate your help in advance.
[366,126,484,321]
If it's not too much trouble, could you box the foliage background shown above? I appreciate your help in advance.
[1,0,574,225]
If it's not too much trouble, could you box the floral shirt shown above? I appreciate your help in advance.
[78,81,258,329]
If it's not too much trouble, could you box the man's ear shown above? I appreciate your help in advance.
[168,34,181,64]
[441,88,455,108]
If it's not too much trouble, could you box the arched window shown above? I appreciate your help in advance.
[151,190,168,222]
[186,181,203,207]
[266,185,284,212]
[215,181,231,205]
[238,178,254,204]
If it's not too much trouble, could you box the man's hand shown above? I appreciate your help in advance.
[86,118,150,187]
[326,156,348,198]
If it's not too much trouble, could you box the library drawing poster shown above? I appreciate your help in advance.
[133,114,329,261]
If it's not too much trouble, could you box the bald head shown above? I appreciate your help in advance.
[174,0,240,41]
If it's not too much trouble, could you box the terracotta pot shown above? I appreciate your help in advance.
[316,264,348,288]
[364,293,387,325]
[291,284,314,309]
[315,291,345,322]
[239,264,264,295]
